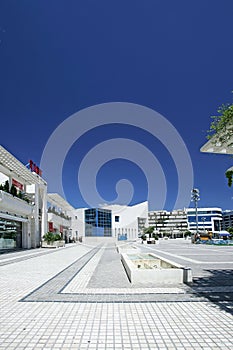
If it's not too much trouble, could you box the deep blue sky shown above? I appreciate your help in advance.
[0,0,233,211]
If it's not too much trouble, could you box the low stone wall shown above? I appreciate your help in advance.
[117,243,140,255]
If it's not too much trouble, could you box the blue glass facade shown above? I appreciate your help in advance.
[85,208,112,237]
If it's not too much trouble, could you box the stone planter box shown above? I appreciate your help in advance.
[121,252,192,284]
[41,240,65,248]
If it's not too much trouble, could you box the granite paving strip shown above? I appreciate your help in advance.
[87,244,132,288]
[61,244,106,291]
[20,245,102,302]
[20,243,204,303]
[19,241,233,303]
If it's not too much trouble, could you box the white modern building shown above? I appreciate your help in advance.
[72,201,148,242]
[148,209,188,237]
[186,207,222,235]
[47,193,76,243]
[0,145,47,250]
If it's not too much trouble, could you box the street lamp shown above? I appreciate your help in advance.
[191,188,200,237]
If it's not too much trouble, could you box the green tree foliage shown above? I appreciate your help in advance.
[207,98,233,187]
[225,170,233,187]
[43,232,62,242]
[207,103,233,147]
[3,180,9,193]
[143,226,155,238]
[227,227,233,235]
[10,184,17,196]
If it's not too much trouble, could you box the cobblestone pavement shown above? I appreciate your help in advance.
[1,240,233,349]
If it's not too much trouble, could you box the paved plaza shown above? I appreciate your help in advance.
[1,239,233,349]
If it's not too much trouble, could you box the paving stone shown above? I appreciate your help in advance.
[1,240,233,349]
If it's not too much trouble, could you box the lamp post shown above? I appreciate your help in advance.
[191,188,200,239]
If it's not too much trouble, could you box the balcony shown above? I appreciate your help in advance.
[0,190,33,216]
[47,212,71,228]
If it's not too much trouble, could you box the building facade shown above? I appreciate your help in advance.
[148,209,188,237]
[186,207,222,235]
[0,145,47,250]
[72,201,148,242]
[85,208,112,237]
[47,193,75,243]
[221,210,233,230]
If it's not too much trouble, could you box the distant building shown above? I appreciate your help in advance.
[148,209,188,237]
[47,193,75,243]
[221,210,233,230]
[85,208,112,238]
[73,201,148,242]
[186,207,222,235]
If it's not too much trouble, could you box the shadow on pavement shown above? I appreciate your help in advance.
[191,269,233,316]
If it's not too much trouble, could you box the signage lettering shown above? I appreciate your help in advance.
[29,160,42,177]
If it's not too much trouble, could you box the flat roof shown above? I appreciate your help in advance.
[0,145,47,186]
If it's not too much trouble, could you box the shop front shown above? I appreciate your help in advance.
[0,217,22,250]
[0,145,48,249]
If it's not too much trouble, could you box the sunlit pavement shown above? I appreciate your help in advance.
[1,240,233,349]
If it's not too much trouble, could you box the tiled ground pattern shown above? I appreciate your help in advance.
[0,242,233,349]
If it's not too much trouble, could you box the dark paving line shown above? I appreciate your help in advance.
[20,293,206,303]
[20,245,101,302]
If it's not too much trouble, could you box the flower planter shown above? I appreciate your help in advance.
[41,240,65,248]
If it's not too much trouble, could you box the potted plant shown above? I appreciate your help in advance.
[42,232,65,248]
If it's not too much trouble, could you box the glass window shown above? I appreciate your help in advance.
[0,218,22,249]
[85,209,112,237]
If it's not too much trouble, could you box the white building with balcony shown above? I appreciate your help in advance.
[0,145,47,250]
[47,193,75,243]
[148,209,188,237]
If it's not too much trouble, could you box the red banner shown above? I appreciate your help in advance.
[48,222,54,232]
[60,225,63,233]
[12,179,23,191]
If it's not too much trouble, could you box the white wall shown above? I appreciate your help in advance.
[101,201,148,240]
[71,208,86,240]
[70,202,148,241]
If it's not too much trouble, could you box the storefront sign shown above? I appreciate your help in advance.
[29,160,42,176]
[12,178,23,191]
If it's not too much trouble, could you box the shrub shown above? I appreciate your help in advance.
[43,232,62,242]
